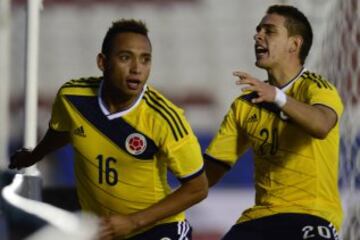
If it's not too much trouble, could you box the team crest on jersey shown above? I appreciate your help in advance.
[125,133,147,155]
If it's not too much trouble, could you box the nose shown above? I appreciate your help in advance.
[130,59,140,74]
[253,30,264,41]
[253,32,261,41]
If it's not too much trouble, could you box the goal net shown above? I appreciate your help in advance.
[315,0,360,239]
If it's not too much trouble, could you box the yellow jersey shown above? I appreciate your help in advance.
[205,69,343,230]
[49,77,204,234]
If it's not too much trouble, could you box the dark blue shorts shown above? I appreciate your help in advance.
[127,220,192,240]
[222,213,340,240]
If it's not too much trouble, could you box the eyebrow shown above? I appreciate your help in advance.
[117,50,151,55]
[116,50,152,59]
[256,23,277,32]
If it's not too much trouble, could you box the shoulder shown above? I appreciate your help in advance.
[143,85,185,115]
[142,85,191,142]
[238,91,258,103]
[299,70,336,90]
[58,77,102,96]
[230,91,258,111]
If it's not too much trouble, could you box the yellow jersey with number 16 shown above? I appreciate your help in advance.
[49,77,204,230]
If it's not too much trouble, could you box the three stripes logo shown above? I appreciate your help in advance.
[303,71,333,90]
[247,113,258,123]
[73,126,86,137]
[143,88,188,142]
[62,77,101,89]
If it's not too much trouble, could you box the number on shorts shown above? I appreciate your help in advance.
[302,225,332,239]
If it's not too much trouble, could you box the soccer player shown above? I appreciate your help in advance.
[204,5,343,240]
[9,19,208,239]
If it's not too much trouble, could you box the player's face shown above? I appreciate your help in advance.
[99,32,152,99]
[253,13,292,70]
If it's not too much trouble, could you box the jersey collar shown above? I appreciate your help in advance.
[98,81,147,120]
[280,67,306,92]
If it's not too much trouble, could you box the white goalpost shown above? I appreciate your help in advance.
[0,0,11,171]
[0,0,43,175]
[1,1,100,239]
[0,2,11,238]
[23,0,42,178]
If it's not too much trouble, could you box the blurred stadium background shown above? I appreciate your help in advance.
[0,0,359,239]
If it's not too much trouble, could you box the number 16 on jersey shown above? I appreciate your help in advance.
[97,154,118,186]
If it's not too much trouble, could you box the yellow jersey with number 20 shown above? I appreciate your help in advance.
[205,69,343,230]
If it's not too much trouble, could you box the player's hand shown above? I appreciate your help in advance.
[9,148,38,170]
[233,71,276,104]
[98,217,115,240]
[98,214,138,240]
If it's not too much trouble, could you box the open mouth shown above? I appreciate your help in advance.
[255,45,268,57]
[126,79,141,90]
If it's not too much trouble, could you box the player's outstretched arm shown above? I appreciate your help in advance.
[99,172,208,239]
[9,128,70,170]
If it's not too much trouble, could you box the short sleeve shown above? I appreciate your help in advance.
[205,101,250,167]
[49,91,71,132]
[162,115,204,182]
[307,81,343,119]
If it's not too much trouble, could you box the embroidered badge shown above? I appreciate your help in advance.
[125,133,147,155]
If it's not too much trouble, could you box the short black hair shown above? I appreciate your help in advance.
[101,19,149,56]
[267,5,313,64]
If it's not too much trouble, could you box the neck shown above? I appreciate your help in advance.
[101,83,139,114]
[267,64,303,88]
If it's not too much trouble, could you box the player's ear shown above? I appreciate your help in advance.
[289,35,303,53]
[97,53,106,72]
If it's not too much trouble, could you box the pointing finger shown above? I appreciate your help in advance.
[233,71,250,79]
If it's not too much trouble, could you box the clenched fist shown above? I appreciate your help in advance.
[9,148,38,170]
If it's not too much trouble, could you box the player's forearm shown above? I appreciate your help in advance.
[32,128,70,160]
[9,128,70,169]
[281,96,337,139]
[129,172,208,229]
